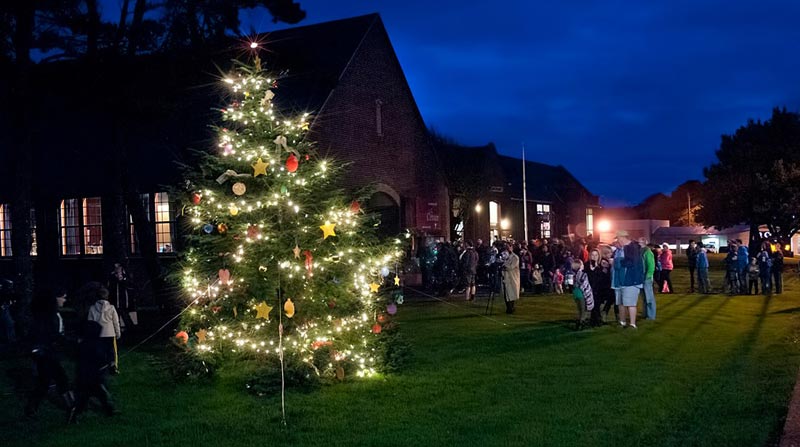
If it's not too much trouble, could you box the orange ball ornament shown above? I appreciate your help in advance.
[286,154,299,173]
[371,323,382,334]
[175,331,189,344]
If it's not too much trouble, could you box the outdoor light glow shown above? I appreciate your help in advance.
[597,220,611,232]
[474,203,482,213]
[500,218,510,230]
[250,42,258,49]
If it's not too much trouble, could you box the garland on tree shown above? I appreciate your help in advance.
[174,53,405,382]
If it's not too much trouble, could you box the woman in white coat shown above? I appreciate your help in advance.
[502,242,521,314]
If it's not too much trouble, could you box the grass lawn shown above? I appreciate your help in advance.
[3,255,800,446]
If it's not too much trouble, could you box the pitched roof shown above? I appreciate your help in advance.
[259,14,379,113]
[497,155,598,204]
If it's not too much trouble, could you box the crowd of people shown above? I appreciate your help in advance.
[418,233,789,329]
[10,263,138,423]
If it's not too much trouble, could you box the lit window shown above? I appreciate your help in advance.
[129,192,175,255]
[586,208,594,235]
[59,198,102,256]
[537,203,551,238]
[0,205,11,256]
[489,201,499,226]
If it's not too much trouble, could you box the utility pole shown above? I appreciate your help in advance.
[687,192,692,226]
[522,143,529,242]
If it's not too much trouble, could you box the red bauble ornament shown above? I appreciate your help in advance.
[304,154,310,161]
[327,300,336,309]
[371,323,382,334]
[192,193,202,205]
[286,154,299,173]
[175,331,189,344]
[350,200,361,214]
[247,225,259,239]
[303,250,313,276]
[377,313,388,324]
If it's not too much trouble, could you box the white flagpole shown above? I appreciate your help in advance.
[522,143,529,243]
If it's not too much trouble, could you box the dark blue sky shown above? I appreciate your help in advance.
[107,0,800,205]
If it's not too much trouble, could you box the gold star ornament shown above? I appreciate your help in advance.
[252,157,268,177]
[394,275,401,286]
[320,223,336,239]
[196,329,207,342]
[255,301,273,320]
[293,245,301,259]
[369,282,380,293]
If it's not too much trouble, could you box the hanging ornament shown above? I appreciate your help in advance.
[203,224,214,234]
[380,266,390,277]
[217,223,228,234]
[274,135,289,152]
[255,301,273,320]
[371,324,382,334]
[350,200,360,214]
[252,157,268,177]
[229,205,239,216]
[218,269,231,285]
[196,329,207,343]
[327,300,336,309]
[293,245,301,259]
[369,282,380,293]
[233,305,238,318]
[286,154,299,173]
[280,185,288,195]
[284,298,295,318]
[320,223,336,239]
[336,366,345,380]
[303,250,313,276]
[261,90,275,107]
[175,331,189,344]
[387,303,398,315]
[192,192,202,205]
[394,275,401,286]
[377,314,389,324]
[247,225,259,239]
[211,306,221,314]
[304,154,310,160]
[232,182,246,196]
[395,294,404,305]
[223,143,234,155]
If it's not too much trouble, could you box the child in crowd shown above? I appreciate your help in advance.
[696,247,710,293]
[532,264,544,294]
[571,260,595,330]
[87,286,121,374]
[747,257,760,295]
[725,249,740,295]
[553,268,564,295]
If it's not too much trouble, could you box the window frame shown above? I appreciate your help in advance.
[58,197,103,257]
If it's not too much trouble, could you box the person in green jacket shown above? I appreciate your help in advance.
[639,238,657,320]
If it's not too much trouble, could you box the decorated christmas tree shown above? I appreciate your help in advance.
[175,51,405,384]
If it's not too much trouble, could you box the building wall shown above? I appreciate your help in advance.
[310,19,449,237]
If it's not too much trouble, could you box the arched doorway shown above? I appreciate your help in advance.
[367,190,401,238]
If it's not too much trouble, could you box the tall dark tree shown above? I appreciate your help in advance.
[698,108,800,250]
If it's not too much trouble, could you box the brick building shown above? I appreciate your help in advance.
[0,14,449,299]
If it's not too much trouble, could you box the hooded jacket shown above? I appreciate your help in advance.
[87,299,121,339]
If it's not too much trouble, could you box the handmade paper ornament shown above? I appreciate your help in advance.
[336,366,345,380]
[280,185,288,194]
[395,294,404,305]
[191,192,202,205]
[303,250,313,276]
[247,225,259,239]
[371,324,382,334]
[196,329,207,342]
[394,275,401,286]
[218,269,231,285]
[261,90,275,107]
[203,224,214,234]
[320,223,336,239]
[350,200,360,214]
[293,245,301,259]
[175,331,189,344]
[274,135,289,151]
[255,302,273,320]
[229,205,239,216]
[380,266,390,277]
[387,303,397,315]
[252,157,268,177]
[369,282,380,293]
[217,223,228,234]
[286,154,299,173]
[216,169,252,185]
[232,182,246,195]
[284,298,295,318]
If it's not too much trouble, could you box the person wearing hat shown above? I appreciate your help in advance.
[611,230,645,328]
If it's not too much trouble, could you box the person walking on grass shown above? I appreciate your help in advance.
[737,240,749,291]
[87,286,121,374]
[757,243,772,295]
[586,249,605,326]
[659,243,674,293]
[612,231,645,329]
[640,239,656,320]
[747,257,760,295]
[571,259,595,330]
[461,240,479,301]
[724,245,740,295]
[68,320,118,423]
[686,239,699,293]
[697,247,711,293]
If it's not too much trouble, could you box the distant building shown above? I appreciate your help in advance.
[436,142,600,243]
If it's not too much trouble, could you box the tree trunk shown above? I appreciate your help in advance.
[114,0,131,51]
[86,0,100,60]
[127,0,147,55]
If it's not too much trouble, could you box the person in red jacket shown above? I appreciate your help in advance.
[659,243,674,293]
